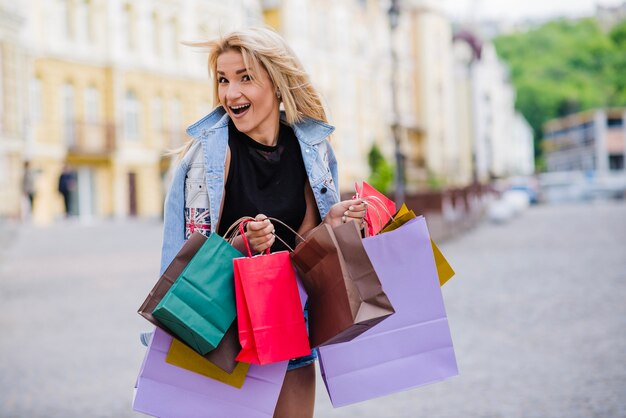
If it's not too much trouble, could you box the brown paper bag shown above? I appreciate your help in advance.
[292,222,394,348]
[138,231,240,373]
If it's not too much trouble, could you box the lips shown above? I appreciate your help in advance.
[230,103,251,115]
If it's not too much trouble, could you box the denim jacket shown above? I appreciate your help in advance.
[159,107,340,274]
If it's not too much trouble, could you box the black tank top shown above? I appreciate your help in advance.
[217,120,307,252]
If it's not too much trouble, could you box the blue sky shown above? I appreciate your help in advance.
[441,0,624,20]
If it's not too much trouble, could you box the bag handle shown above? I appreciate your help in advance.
[222,216,254,244]
[363,195,394,219]
[243,217,305,254]
[223,216,306,255]
[238,220,271,257]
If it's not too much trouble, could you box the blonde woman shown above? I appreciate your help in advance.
[160,27,366,417]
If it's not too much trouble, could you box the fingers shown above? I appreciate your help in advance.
[326,199,368,228]
[343,202,367,219]
[342,199,367,221]
[245,215,275,253]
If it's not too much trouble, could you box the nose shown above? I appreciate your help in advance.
[225,82,242,102]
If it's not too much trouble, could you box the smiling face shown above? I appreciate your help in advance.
[216,50,280,146]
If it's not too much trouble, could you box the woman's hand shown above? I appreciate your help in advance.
[323,199,367,229]
[245,214,275,253]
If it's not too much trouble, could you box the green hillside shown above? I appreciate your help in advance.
[493,18,626,160]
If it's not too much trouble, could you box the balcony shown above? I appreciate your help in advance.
[66,121,116,161]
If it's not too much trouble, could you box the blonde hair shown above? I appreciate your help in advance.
[175,27,328,159]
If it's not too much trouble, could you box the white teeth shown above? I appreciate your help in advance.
[230,104,250,109]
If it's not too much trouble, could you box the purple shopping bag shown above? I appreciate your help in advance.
[133,328,288,418]
[133,279,309,417]
[317,216,458,407]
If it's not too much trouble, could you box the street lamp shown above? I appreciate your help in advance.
[388,0,405,206]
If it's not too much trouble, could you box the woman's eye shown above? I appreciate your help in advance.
[218,77,228,84]
[242,75,252,82]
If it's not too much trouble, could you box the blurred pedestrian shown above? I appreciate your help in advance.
[58,165,76,217]
[159,27,367,417]
[22,161,37,217]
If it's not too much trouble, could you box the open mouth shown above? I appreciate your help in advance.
[230,104,251,115]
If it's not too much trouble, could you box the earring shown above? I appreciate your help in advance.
[275,89,282,100]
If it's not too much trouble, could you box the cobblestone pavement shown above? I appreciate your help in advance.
[0,201,625,418]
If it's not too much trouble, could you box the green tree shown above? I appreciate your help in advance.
[367,143,394,194]
[493,18,626,161]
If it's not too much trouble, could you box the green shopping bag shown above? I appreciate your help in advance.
[153,233,242,355]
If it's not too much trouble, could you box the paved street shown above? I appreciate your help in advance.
[1,201,625,418]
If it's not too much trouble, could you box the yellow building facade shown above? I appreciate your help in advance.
[28,58,212,224]
[0,3,25,219]
[20,0,260,224]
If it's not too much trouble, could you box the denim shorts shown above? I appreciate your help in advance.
[287,303,317,371]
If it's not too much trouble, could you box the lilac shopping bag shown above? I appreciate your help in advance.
[317,216,458,407]
[133,328,288,417]
[133,277,309,417]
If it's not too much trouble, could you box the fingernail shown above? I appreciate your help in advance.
[348,206,354,211]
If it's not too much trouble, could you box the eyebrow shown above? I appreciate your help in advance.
[216,69,248,75]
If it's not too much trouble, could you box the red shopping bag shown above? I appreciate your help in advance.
[234,221,311,365]
[356,181,396,236]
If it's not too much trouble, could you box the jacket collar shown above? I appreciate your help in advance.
[186,106,335,146]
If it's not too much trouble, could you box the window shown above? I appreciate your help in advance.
[163,18,178,57]
[59,0,73,39]
[124,90,140,140]
[152,97,162,131]
[29,78,42,123]
[122,4,136,50]
[85,86,99,124]
[152,13,161,55]
[63,83,76,147]
[146,12,154,55]
[609,155,624,170]
[76,0,89,42]
[170,98,182,146]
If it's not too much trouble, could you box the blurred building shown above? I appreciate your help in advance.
[0,2,26,219]
[8,0,533,224]
[454,31,534,181]
[510,113,534,176]
[262,0,392,191]
[399,0,460,191]
[452,30,480,185]
[20,0,262,224]
[543,109,626,172]
[264,0,466,192]
[596,1,626,30]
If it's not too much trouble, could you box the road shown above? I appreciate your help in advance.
[0,201,625,418]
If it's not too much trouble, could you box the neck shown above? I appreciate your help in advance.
[250,125,280,147]
[247,112,281,147]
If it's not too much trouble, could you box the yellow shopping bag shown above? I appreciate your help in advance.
[166,338,250,389]
[380,204,455,286]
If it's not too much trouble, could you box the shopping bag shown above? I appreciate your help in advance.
[133,328,287,418]
[381,204,455,286]
[138,231,240,373]
[318,217,458,407]
[234,221,311,365]
[355,181,396,236]
[292,221,394,348]
[166,338,250,389]
[152,232,242,355]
